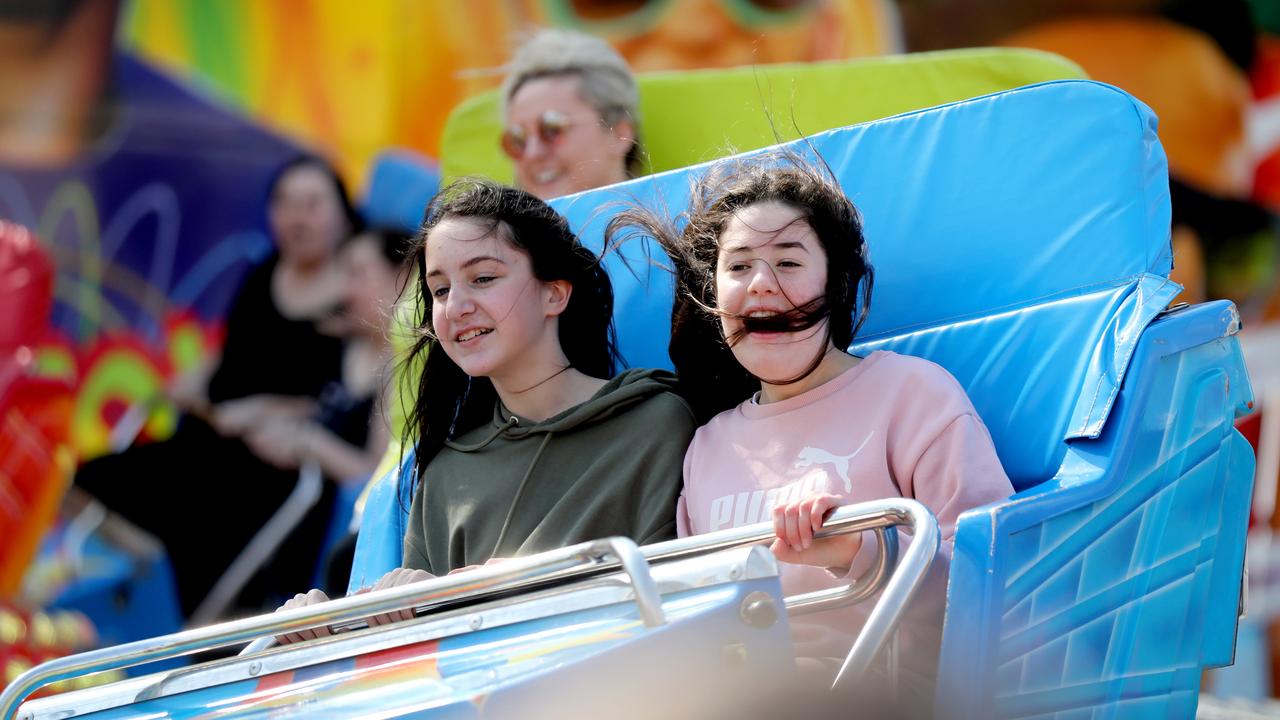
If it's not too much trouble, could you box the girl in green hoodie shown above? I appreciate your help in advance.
[277,179,694,641]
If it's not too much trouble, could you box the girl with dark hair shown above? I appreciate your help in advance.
[607,151,1013,696]
[276,179,692,638]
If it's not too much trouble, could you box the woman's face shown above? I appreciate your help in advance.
[339,235,401,336]
[424,217,569,381]
[268,164,349,268]
[504,75,633,200]
[714,200,830,381]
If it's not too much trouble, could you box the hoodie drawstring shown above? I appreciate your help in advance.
[445,415,518,453]
[491,431,553,555]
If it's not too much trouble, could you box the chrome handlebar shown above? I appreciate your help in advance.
[3,499,939,718]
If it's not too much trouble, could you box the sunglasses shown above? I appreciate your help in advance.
[500,110,586,160]
[544,0,817,35]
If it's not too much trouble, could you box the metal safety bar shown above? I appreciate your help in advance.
[640,503,905,614]
[4,500,937,718]
[639,498,938,689]
[0,537,659,720]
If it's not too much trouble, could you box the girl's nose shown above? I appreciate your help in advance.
[747,263,780,295]
[444,290,474,320]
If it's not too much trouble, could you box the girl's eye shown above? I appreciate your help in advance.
[777,260,801,268]
[473,275,496,285]
[431,286,449,299]
[726,263,750,272]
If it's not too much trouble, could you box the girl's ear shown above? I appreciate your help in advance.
[543,279,573,317]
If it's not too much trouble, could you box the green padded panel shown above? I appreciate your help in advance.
[440,47,1085,183]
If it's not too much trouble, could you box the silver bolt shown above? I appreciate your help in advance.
[469,615,484,630]
[729,564,742,580]
[248,661,262,676]
[739,591,779,630]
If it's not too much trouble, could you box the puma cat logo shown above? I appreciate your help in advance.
[793,433,874,494]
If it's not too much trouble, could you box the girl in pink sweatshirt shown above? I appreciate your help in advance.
[608,151,1015,695]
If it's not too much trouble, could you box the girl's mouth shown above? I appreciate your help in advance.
[456,328,493,343]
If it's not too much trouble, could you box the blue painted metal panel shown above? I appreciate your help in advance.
[78,578,792,719]
[937,301,1254,718]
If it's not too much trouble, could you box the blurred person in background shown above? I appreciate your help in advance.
[255,226,415,595]
[73,155,362,618]
[500,29,641,200]
[243,227,411,487]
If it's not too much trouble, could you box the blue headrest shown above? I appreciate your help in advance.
[363,150,441,233]
[552,80,1177,490]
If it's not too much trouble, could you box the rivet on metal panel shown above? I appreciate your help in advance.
[248,661,262,676]
[740,591,779,630]
[729,564,742,580]
[469,615,484,630]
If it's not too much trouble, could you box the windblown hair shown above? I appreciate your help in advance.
[605,150,873,423]
[501,28,644,177]
[403,178,619,482]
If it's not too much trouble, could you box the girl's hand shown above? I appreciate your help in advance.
[365,568,436,627]
[274,588,331,645]
[770,492,862,571]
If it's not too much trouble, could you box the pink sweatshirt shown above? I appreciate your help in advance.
[677,350,1013,676]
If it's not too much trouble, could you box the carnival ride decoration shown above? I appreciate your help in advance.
[0,223,123,700]
[120,0,901,182]
[0,222,72,597]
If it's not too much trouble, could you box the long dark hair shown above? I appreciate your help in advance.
[606,149,873,423]
[403,178,619,482]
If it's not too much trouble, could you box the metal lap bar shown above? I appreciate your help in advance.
[0,537,659,720]
[2,500,936,718]
[641,498,938,689]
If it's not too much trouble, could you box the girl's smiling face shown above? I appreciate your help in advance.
[715,200,832,382]
[424,217,569,383]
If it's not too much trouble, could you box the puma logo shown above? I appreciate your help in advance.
[793,433,874,494]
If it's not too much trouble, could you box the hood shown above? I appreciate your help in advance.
[443,368,680,454]
[495,367,679,437]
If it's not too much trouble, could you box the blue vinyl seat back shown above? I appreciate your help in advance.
[361,150,440,234]
[553,79,1177,491]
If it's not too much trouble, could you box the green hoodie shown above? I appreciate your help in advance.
[403,368,695,574]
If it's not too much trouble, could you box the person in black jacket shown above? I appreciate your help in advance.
[75,155,363,618]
